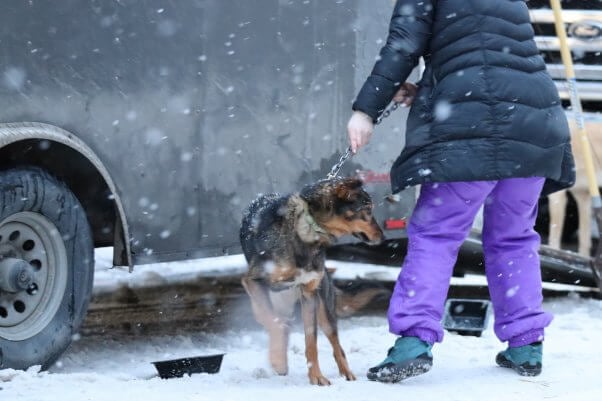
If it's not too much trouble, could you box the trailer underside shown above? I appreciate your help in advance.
[327,231,598,290]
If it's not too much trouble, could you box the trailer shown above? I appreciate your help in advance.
[0,0,598,371]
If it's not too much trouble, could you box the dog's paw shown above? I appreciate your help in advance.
[269,349,288,376]
[270,354,288,376]
[269,329,289,376]
[340,369,357,381]
[271,363,288,376]
[308,372,331,386]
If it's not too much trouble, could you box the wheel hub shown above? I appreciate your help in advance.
[0,212,68,340]
[0,258,35,292]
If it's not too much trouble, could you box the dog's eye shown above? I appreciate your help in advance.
[361,210,373,221]
[354,202,372,213]
[344,210,355,220]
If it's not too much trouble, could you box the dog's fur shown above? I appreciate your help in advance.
[239,177,384,385]
[548,119,602,256]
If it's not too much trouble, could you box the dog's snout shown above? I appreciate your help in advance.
[369,219,385,245]
[369,229,385,246]
[352,217,384,246]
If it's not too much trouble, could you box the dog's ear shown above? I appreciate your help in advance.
[335,178,363,200]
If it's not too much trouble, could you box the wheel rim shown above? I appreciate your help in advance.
[0,212,68,341]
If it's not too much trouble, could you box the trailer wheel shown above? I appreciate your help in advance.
[0,167,94,370]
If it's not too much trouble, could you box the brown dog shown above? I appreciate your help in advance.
[548,118,602,256]
[239,177,384,385]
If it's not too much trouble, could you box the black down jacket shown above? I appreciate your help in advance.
[352,0,575,195]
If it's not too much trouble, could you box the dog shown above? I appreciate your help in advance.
[548,119,602,256]
[239,177,384,385]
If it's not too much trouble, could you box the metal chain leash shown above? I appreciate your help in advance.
[326,101,402,179]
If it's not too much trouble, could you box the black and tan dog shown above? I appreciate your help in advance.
[239,177,384,385]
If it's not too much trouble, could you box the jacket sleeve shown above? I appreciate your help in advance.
[352,0,434,122]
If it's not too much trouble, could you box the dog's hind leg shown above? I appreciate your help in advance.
[267,288,300,374]
[301,287,331,385]
[317,274,356,381]
[241,274,289,375]
[548,190,567,250]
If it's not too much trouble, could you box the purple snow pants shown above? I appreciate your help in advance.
[388,178,553,347]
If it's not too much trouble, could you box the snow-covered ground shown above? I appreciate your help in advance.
[2,250,601,401]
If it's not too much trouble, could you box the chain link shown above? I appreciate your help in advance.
[326,101,402,180]
[326,147,353,180]
[375,101,401,125]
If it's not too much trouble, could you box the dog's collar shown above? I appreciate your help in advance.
[304,212,329,236]
[295,198,334,243]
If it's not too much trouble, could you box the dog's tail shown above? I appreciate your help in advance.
[335,286,391,318]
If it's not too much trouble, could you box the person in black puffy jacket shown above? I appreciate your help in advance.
[347,0,575,382]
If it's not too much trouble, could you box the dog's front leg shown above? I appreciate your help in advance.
[241,275,289,375]
[317,298,356,381]
[548,190,567,250]
[301,288,330,385]
[315,267,356,381]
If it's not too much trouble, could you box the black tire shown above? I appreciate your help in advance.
[0,167,94,370]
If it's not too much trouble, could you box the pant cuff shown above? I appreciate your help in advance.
[400,328,439,345]
[508,329,545,347]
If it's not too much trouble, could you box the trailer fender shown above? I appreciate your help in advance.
[0,122,132,270]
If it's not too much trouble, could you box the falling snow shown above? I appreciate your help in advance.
[3,67,26,91]
[506,285,520,298]
[418,168,432,177]
[434,100,452,122]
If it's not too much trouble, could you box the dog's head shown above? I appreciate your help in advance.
[300,177,384,245]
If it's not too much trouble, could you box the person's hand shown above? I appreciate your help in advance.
[347,111,374,154]
[393,82,418,107]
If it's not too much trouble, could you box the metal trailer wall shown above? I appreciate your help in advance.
[0,1,416,265]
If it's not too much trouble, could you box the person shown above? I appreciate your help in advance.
[347,0,575,383]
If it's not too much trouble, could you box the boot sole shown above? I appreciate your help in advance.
[496,353,542,377]
[367,357,433,383]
